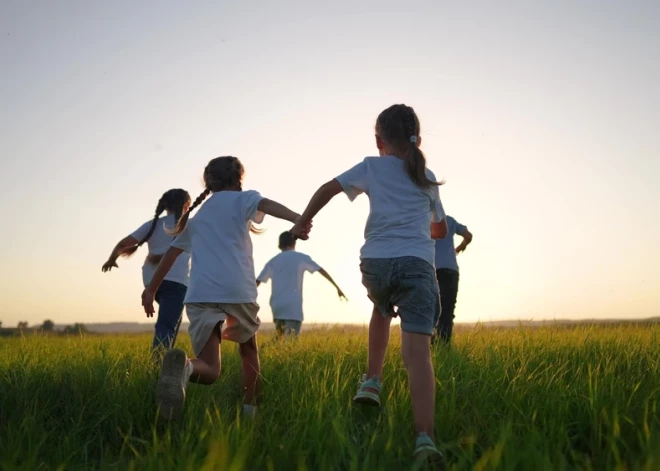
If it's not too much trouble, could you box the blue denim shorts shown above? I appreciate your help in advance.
[360,256,440,335]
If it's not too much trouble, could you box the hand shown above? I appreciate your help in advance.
[455,244,467,254]
[102,259,118,272]
[337,288,348,301]
[291,217,313,241]
[142,288,156,318]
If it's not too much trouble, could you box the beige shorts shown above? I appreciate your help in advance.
[185,302,261,356]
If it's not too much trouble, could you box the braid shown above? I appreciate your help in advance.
[122,196,166,257]
[168,188,210,236]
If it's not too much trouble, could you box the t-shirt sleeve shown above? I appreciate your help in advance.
[426,169,446,223]
[335,160,368,202]
[129,220,152,242]
[257,261,272,283]
[454,220,468,235]
[302,254,322,273]
[171,224,192,253]
[241,190,265,223]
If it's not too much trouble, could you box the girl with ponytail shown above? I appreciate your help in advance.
[291,104,448,468]
[102,188,191,351]
[142,156,308,421]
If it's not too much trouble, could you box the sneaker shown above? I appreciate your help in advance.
[243,403,258,419]
[413,433,445,470]
[156,348,189,420]
[353,374,382,406]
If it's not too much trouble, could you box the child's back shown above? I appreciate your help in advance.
[174,190,264,304]
[258,250,320,319]
[338,155,443,266]
[133,214,190,287]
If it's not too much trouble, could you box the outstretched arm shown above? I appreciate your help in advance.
[258,199,301,224]
[102,236,138,272]
[291,180,342,239]
[318,268,347,301]
[455,228,473,254]
[141,246,184,317]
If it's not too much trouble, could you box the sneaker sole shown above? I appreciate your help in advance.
[414,448,446,470]
[156,348,186,420]
[352,392,381,407]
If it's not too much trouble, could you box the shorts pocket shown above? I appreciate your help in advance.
[361,272,381,296]
[395,274,438,314]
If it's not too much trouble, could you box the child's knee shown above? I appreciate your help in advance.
[209,362,222,381]
[401,332,431,367]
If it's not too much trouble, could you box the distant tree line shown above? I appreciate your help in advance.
[0,320,89,337]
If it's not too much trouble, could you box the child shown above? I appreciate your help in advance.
[256,231,346,337]
[291,104,448,468]
[102,189,191,351]
[141,156,308,420]
[433,215,473,344]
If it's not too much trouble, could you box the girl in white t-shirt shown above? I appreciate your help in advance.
[142,156,308,421]
[102,188,191,351]
[291,104,448,468]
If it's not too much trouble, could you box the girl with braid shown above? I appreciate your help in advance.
[102,189,191,351]
[142,156,309,421]
[291,105,448,468]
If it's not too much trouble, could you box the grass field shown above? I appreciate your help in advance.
[1,324,659,470]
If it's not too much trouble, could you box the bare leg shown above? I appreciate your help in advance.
[190,322,222,384]
[401,331,435,437]
[239,335,261,405]
[366,306,392,387]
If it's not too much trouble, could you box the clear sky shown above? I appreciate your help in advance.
[1,1,659,328]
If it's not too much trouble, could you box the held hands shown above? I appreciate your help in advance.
[102,259,118,272]
[141,288,156,318]
[291,217,313,240]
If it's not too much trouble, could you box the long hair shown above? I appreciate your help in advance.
[169,156,263,236]
[122,188,190,257]
[376,104,443,189]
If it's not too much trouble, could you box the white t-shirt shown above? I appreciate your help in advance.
[130,214,190,287]
[257,250,322,321]
[171,190,265,304]
[335,156,445,266]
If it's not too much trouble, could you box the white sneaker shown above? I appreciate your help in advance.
[156,348,189,420]
[243,404,257,419]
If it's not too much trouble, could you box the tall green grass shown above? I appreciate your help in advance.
[1,324,659,470]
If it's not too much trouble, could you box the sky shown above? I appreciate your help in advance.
[1,0,659,328]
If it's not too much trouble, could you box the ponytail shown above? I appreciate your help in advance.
[376,104,444,189]
[168,189,210,236]
[405,144,441,189]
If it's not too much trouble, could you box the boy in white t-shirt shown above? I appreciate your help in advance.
[257,231,346,336]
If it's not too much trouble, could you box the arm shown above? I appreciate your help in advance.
[258,198,300,224]
[430,219,448,240]
[141,246,184,317]
[102,236,139,272]
[318,268,347,301]
[291,180,343,239]
[455,228,473,254]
